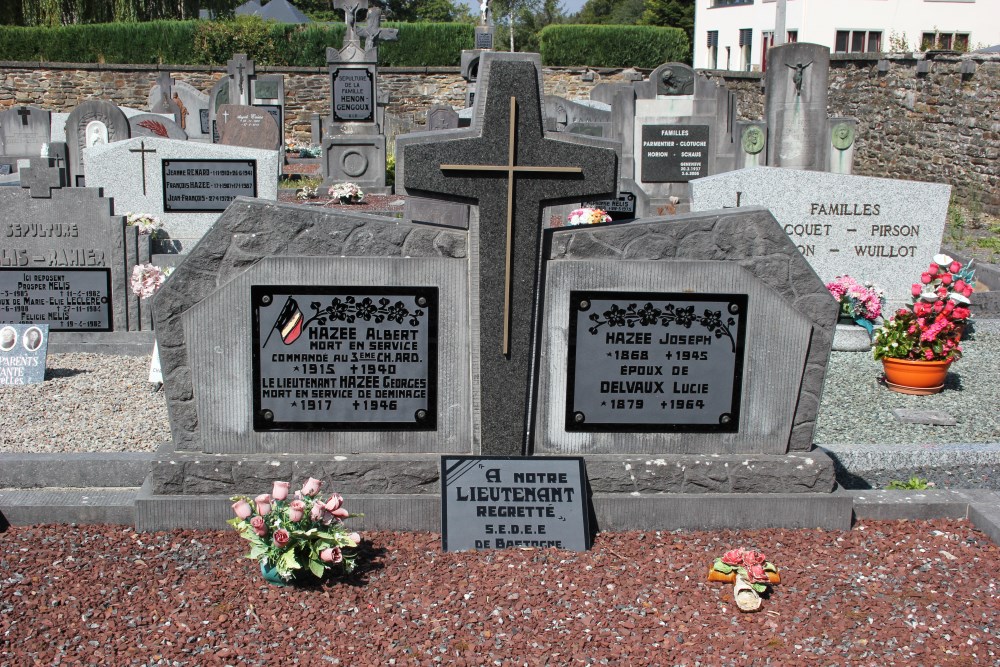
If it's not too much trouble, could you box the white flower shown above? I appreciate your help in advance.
[130,264,172,300]
[919,291,941,302]
[933,253,954,266]
[948,292,971,305]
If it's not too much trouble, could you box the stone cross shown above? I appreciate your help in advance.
[356,8,398,54]
[20,158,64,198]
[129,140,157,196]
[399,58,617,455]
[334,0,367,44]
[17,107,31,126]
[227,54,255,101]
[156,72,174,101]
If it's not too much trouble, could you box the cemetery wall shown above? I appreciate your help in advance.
[1,53,998,212]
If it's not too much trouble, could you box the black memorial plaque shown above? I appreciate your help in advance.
[331,68,375,123]
[0,268,112,331]
[162,159,257,212]
[0,164,12,175]
[581,192,636,221]
[252,286,438,431]
[441,456,590,552]
[254,104,283,136]
[566,291,747,432]
[200,109,210,135]
[641,124,710,182]
[254,79,280,100]
[475,32,494,49]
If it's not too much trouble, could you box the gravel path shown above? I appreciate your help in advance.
[1,519,997,665]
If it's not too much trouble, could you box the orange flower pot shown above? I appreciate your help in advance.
[881,357,953,395]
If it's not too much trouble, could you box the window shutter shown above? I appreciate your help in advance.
[708,31,719,47]
[739,29,752,47]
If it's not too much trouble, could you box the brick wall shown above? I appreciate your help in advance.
[1,53,997,213]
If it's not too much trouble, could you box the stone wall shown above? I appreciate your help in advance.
[2,53,998,212]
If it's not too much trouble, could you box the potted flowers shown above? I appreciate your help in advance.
[872,254,974,395]
[328,182,364,204]
[229,476,362,585]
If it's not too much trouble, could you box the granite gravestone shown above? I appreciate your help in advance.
[207,54,259,145]
[690,167,951,306]
[0,323,49,386]
[0,159,150,334]
[426,105,460,131]
[0,106,52,174]
[764,43,831,171]
[216,104,280,150]
[544,96,611,137]
[84,137,280,253]
[64,100,131,187]
[148,72,184,128]
[397,53,618,456]
[251,74,286,153]
[129,113,188,141]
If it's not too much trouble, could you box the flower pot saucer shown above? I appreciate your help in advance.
[883,378,944,396]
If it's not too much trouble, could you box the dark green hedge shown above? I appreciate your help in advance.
[0,19,474,67]
[539,24,690,68]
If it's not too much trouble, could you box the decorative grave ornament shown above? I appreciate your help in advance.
[65,100,130,186]
[831,122,856,151]
[741,125,766,155]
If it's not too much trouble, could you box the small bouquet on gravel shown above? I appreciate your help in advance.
[825,275,885,335]
[709,547,780,613]
[296,184,319,200]
[566,207,612,226]
[125,212,163,238]
[229,477,362,583]
[130,263,173,300]
[328,182,364,204]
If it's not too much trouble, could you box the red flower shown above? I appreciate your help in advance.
[273,529,290,547]
[721,549,744,566]
[741,550,766,567]
[746,564,770,583]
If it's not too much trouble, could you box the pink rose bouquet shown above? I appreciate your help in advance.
[228,476,363,582]
[825,275,885,334]
[711,547,779,594]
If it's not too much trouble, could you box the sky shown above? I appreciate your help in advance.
[460,0,589,17]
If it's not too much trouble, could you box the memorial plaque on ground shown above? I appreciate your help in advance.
[162,159,257,212]
[566,292,747,432]
[251,286,438,431]
[331,68,375,123]
[0,323,48,385]
[640,125,709,182]
[0,268,112,331]
[440,456,590,552]
[690,167,951,304]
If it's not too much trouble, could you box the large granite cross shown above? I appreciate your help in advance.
[399,57,617,455]
[20,158,65,198]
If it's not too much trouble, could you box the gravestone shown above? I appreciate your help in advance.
[397,52,618,456]
[217,104,280,150]
[64,100,131,187]
[251,74,286,153]
[207,54,272,146]
[426,105,459,131]
[0,323,48,385]
[148,72,184,128]
[544,96,611,137]
[0,158,150,336]
[129,113,188,141]
[764,43,831,171]
[0,106,52,174]
[171,81,212,142]
[690,167,951,306]
[84,137,280,253]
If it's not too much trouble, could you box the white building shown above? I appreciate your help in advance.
[693,0,1000,71]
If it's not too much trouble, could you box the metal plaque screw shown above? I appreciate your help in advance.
[261,295,272,306]
[262,409,274,422]
[719,413,732,424]
[578,300,590,311]
[416,296,428,307]
[416,409,427,421]
[728,302,740,314]
[574,412,586,423]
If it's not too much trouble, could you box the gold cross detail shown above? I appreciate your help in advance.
[440,96,582,356]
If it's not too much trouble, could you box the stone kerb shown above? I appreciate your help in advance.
[153,198,469,455]
[545,207,839,456]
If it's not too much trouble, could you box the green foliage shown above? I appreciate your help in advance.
[385,153,396,189]
[886,476,933,490]
[0,20,198,63]
[381,0,474,23]
[378,22,473,66]
[539,23,689,67]
[192,15,284,65]
[641,0,694,39]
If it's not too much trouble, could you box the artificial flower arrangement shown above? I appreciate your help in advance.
[872,253,974,362]
[825,275,886,335]
[229,477,362,582]
[125,212,164,237]
[130,263,174,300]
[566,207,612,226]
[709,547,780,613]
[328,182,364,203]
[296,184,319,200]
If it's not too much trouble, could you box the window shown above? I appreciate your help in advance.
[835,30,883,53]
[922,31,971,51]
[739,28,753,71]
[711,0,753,6]
[707,31,719,69]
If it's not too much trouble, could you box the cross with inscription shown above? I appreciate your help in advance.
[17,107,31,126]
[20,158,64,198]
[399,57,617,455]
[129,140,157,196]
[227,54,255,101]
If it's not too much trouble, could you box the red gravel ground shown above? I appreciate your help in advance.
[2,519,998,666]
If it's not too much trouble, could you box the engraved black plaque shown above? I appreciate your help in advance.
[252,286,438,431]
[475,32,494,49]
[640,124,710,182]
[331,68,375,123]
[253,104,282,136]
[0,268,112,331]
[581,192,636,221]
[0,164,11,175]
[441,456,590,552]
[566,291,747,432]
[199,109,210,135]
[162,159,257,212]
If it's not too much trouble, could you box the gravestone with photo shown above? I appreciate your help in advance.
[84,137,280,253]
[0,158,152,343]
[0,323,49,386]
[690,167,951,307]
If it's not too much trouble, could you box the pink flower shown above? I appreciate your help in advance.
[325,493,344,512]
[250,515,267,537]
[288,499,306,522]
[271,481,290,501]
[741,550,766,567]
[300,477,322,497]
[746,564,769,583]
[273,529,290,547]
[347,532,361,545]
[911,284,922,297]
[320,547,343,563]
[721,548,744,566]
[927,263,939,276]
[940,274,952,286]
[949,261,962,274]
[954,280,967,292]
[920,273,933,284]
[254,494,272,516]
[232,499,253,520]
[330,507,350,520]
[310,502,324,521]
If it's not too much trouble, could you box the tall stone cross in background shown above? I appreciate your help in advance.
[399,56,618,455]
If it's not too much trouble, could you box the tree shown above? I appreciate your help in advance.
[640,0,694,40]
[378,0,473,23]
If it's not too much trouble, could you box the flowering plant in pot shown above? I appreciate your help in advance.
[825,275,885,335]
[228,477,362,583]
[328,182,364,203]
[872,254,974,393]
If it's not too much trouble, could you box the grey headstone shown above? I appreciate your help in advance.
[397,53,618,456]
[64,100,130,187]
[321,134,388,192]
[426,105,459,131]
[544,96,611,133]
[690,167,951,306]
[129,113,188,140]
[764,43,831,170]
[0,106,51,160]
[0,324,48,385]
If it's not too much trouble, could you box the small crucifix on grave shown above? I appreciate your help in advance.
[129,140,157,196]
[227,54,255,102]
[17,107,31,126]
[399,57,618,455]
